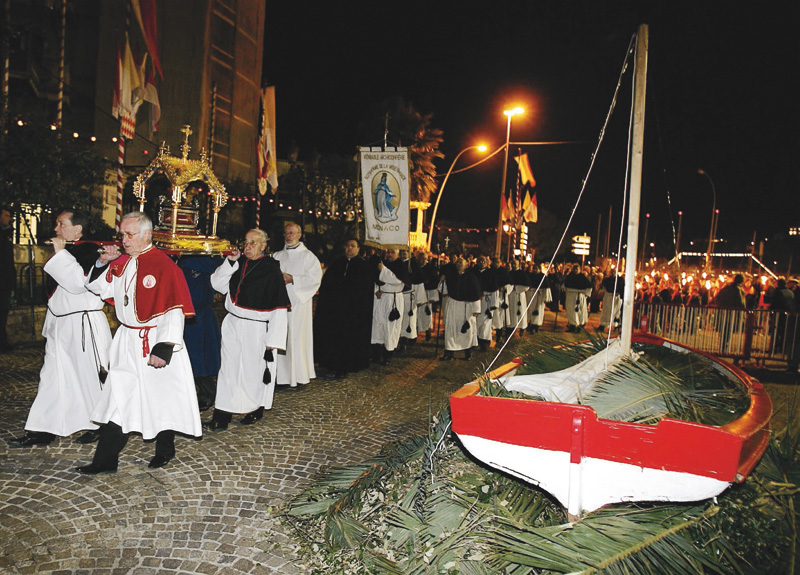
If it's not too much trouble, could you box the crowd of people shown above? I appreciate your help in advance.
[8,208,800,473]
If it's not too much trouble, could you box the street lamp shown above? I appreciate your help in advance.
[494,107,524,258]
[697,168,717,271]
[427,144,488,251]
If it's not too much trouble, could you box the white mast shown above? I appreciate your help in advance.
[620,24,649,354]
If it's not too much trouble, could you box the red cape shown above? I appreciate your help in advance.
[107,246,196,322]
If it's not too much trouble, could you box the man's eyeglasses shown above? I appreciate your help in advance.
[116,231,140,240]
[243,240,265,247]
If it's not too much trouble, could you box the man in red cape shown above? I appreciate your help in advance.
[77,211,201,474]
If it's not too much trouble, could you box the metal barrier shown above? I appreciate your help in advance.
[633,303,799,364]
[16,264,48,305]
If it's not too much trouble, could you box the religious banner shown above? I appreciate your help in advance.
[359,147,410,249]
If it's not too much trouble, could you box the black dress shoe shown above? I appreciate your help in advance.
[75,463,117,475]
[9,433,54,448]
[74,430,101,444]
[148,454,172,469]
[240,407,264,425]
[202,419,228,431]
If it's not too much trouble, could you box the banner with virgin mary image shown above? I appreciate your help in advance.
[359,147,410,249]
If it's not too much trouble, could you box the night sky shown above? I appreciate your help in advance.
[265,1,798,261]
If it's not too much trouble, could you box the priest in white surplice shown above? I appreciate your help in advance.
[273,222,322,389]
[206,229,290,430]
[10,210,111,448]
[76,212,200,474]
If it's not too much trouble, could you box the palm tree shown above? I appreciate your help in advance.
[359,96,444,204]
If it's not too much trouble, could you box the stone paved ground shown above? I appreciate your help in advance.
[1,310,796,574]
[0,317,523,575]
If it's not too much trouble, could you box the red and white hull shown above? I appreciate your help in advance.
[450,334,772,517]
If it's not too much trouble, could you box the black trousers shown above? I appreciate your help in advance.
[92,422,175,468]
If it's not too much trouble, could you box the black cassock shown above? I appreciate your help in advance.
[313,254,374,375]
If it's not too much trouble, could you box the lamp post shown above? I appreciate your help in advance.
[676,210,683,258]
[427,144,488,251]
[494,107,524,258]
[697,168,717,271]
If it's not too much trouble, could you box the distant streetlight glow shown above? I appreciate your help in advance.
[495,106,524,257]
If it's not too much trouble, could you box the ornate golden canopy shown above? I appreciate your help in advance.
[133,126,233,254]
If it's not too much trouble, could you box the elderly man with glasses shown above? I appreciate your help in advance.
[205,228,290,430]
[76,211,200,473]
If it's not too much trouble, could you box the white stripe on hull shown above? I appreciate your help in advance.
[459,434,731,517]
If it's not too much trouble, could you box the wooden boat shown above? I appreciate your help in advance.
[449,26,772,517]
[450,333,772,517]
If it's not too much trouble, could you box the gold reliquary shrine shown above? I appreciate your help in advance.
[133,125,234,255]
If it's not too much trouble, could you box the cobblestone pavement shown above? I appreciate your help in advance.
[1,311,796,574]
[0,323,522,575]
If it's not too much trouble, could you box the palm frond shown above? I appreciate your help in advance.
[324,510,368,549]
[280,334,799,574]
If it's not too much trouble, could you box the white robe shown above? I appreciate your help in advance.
[25,250,111,436]
[401,282,428,337]
[527,286,552,327]
[509,284,529,330]
[371,266,405,350]
[415,283,432,332]
[565,287,592,327]
[600,292,622,327]
[273,242,322,386]
[492,285,513,329]
[210,260,289,413]
[476,291,497,341]
[441,281,480,351]
[88,254,201,440]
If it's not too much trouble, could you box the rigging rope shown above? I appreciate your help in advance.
[483,31,639,376]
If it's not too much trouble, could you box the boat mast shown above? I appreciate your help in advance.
[620,24,649,355]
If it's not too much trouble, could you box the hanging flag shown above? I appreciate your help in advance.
[514,153,536,187]
[522,190,536,223]
[112,34,122,118]
[132,48,147,111]
[500,190,510,222]
[143,66,161,133]
[116,35,143,139]
[525,191,538,223]
[130,0,163,79]
[257,86,278,194]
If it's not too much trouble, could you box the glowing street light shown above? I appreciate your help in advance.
[494,107,524,258]
[427,144,488,250]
